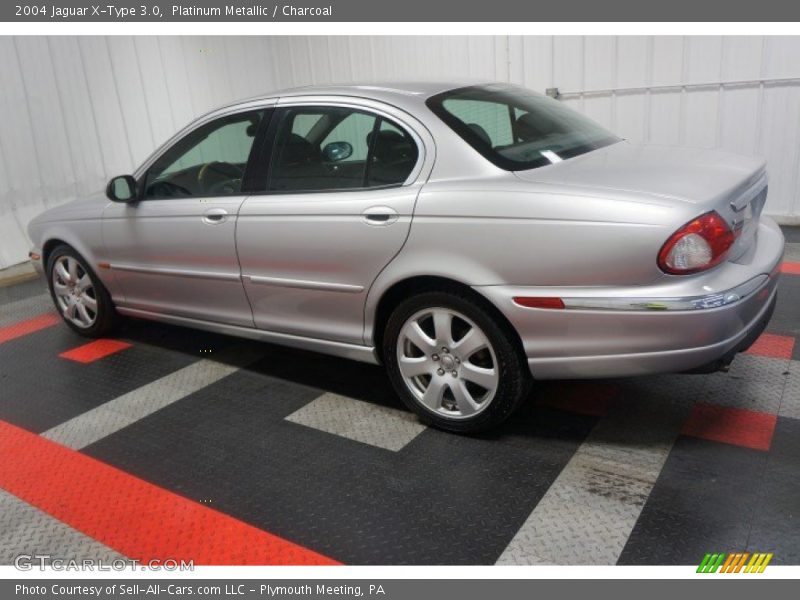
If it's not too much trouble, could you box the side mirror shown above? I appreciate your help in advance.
[106,175,138,203]
[322,141,353,163]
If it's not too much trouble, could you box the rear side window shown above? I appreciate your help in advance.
[427,84,619,171]
[265,106,419,193]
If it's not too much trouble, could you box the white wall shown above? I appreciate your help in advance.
[1,35,799,268]
[516,37,800,224]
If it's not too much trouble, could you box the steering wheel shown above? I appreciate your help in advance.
[205,177,244,196]
[146,180,192,198]
[197,162,244,195]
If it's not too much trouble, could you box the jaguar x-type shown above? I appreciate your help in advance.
[27,82,784,431]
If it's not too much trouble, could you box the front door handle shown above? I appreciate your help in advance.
[362,206,399,226]
[202,208,229,225]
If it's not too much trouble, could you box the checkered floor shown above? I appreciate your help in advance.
[1,231,799,566]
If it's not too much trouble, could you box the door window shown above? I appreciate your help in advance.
[266,106,418,193]
[143,110,263,199]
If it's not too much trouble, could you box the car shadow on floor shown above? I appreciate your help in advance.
[114,315,706,446]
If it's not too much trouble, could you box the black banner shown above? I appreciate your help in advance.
[5,579,800,600]
[3,0,800,22]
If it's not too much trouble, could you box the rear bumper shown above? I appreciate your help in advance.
[523,287,777,379]
[476,218,785,379]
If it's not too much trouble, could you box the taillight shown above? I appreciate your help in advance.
[658,211,736,275]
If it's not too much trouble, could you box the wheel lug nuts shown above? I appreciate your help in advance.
[432,354,439,361]
[437,368,445,376]
[451,371,458,377]
[455,357,461,364]
[442,347,449,353]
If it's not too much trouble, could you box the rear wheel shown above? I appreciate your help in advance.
[384,290,531,432]
[46,245,118,337]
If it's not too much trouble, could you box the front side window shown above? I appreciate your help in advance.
[267,106,418,193]
[427,84,619,171]
[143,110,263,199]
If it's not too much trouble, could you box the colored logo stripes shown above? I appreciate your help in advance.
[697,552,773,573]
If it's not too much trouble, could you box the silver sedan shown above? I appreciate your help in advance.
[27,81,784,432]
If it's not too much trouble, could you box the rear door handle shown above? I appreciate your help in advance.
[203,208,229,224]
[362,206,399,226]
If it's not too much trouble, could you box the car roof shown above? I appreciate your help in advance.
[275,81,470,97]
[222,80,491,112]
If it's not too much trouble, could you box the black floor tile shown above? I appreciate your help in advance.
[84,366,595,565]
[780,226,800,243]
[747,418,800,565]
[0,276,48,305]
[618,437,767,565]
[768,275,800,339]
[0,320,219,432]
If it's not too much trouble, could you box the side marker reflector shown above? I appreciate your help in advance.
[513,297,565,309]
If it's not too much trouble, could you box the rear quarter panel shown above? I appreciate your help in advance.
[364,176,680,343]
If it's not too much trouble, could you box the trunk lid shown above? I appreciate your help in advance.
[514,142,767,261]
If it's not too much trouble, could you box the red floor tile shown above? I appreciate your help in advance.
[745,333,795,360]
[0,419,339,565]
[59,339,132,363]
[681,402,777,451]
[781,261,800,276]
[0,313,61,345]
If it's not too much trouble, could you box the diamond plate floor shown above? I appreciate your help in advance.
[286,392,427,451]
[0,245,799,565]
[43,345,266,449]
[0,489,123,565]
[0,292,52,328]
[497,377,698,565]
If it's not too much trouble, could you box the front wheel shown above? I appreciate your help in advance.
[46,245,119,337]
[383,291,531,433]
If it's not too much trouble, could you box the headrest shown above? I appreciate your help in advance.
[467,123,491,146]
[278,133,318,164]
[514,112,567,141]
[367,130,412,162]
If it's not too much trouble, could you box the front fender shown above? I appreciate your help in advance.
[37,220,121,299]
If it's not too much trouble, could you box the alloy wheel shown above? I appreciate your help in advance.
[51,256,98,329]
[396,307,499,419]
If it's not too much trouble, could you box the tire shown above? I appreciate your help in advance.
[383,290,531,433]
[46,245,119,337]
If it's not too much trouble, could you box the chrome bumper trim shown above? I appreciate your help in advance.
[561,275,770,312]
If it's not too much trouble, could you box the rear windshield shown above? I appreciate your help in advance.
[426,84,620,171]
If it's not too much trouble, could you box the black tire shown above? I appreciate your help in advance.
[383,290,531,433]
[46,244,119,337]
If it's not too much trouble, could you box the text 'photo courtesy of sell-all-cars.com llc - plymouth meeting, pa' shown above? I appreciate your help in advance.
[26,81,784,433]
